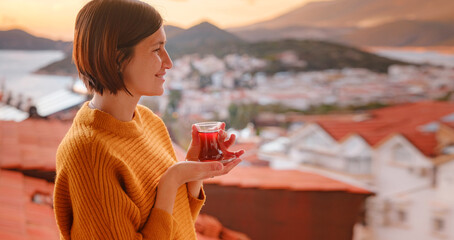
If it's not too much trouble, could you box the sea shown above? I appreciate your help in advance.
[0,50,74,100]
[372,48,454,68]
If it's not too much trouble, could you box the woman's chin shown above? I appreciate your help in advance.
[142,88,164,97]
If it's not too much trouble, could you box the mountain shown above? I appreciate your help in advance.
[36,24,185,76]
[440,37,454,46]
[164,25,185,39]
[158,21,408,73]
[36,21,410,75]
[229,0,454,46]
[233,0,454,30]
[0,29,71,51]
[341,20,454,46]
[34,54,77,76]
[235,39,408,73]
[231,25,353,43]
[166,21,243,58]
[37,22,243,74]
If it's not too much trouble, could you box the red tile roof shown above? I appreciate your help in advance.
[0,119,185,171]
[204,166,372,194]
[317,101,454,157]
[0,119,71,171]
[444,122,454,129]
[0,170,58,240]
[195,214,251,240]
[0,168,255,240]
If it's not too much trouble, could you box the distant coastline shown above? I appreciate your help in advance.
[365,46,454,54]
[33,54,77,77]
[365,46,454,67]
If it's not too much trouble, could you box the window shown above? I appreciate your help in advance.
[346,156,371,174]
[419,168,429,177]
[433,217,445,233]
[393,144,410,164]
[442,145,454,155]
[397,209,406,223]
[419,122,440,132]
[32,192,53,207]
[302,131,330,150]
[382,200,392,226]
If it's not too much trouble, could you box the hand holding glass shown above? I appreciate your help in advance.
[194,122,237,163]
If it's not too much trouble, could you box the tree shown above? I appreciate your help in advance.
[227,103,258,129]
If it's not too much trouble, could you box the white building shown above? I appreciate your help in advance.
[259,101,454,240]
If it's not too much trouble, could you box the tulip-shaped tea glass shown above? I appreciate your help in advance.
[195,122,236,163]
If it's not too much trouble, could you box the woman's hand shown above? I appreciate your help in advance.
[163,158,242,187]
[155,158,242,214]
[186,122,244,162]
[183,122,244,198]
[155,122,244,214]
[217,123,245,158]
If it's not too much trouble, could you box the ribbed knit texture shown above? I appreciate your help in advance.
[54,102,205,240]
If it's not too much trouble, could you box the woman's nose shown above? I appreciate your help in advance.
[163,49,173,69]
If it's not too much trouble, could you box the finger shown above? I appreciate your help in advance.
[220,159,242,174]
[204,161,224,171]
[218,130,234,149]
[184,160,224,175]
[191,125,200,145]
[190,161,224,171]
[221,147,244,157]
[234,150,245,157]
[200,161,226,179]
[219,129,228,140]
[218,130,229,146]
[223,158,241,168]
[220,122,226,130]
[223,133,236,148]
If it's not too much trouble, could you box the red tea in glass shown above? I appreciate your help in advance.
[195,122,236,163]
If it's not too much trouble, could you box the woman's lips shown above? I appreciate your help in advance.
[155,72,166,80]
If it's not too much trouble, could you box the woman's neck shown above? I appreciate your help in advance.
[89,91,140,122]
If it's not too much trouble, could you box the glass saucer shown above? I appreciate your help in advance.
[219,154,237,164]
[200,154,237,164]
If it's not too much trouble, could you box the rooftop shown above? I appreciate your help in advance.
[196,214,250,240]
[0,169,252,240]
[204,166,372,194]
[0,119,71,171]
[0,103,29,122]
[0,169,58,240]
[0,89,86,122]
[316,101,454,157]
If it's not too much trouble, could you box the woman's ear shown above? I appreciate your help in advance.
[116,48,132,75]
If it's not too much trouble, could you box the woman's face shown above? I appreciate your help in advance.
[122,26,173,97]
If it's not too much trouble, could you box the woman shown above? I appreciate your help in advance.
[53,0,243,239]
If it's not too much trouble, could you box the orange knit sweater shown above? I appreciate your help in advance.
[54,102,205,240]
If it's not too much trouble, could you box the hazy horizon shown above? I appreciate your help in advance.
[0,0,313,41]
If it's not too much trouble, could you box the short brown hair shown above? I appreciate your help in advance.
[73,0,163,95]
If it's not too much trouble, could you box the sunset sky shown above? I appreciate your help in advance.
[0,0,313,41]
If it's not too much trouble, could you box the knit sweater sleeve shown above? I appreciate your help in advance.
[187,185,206,222]
[54,141,177,240]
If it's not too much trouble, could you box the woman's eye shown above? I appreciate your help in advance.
[153,48,161,53]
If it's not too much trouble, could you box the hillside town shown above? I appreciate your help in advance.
[152,53,454,117]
